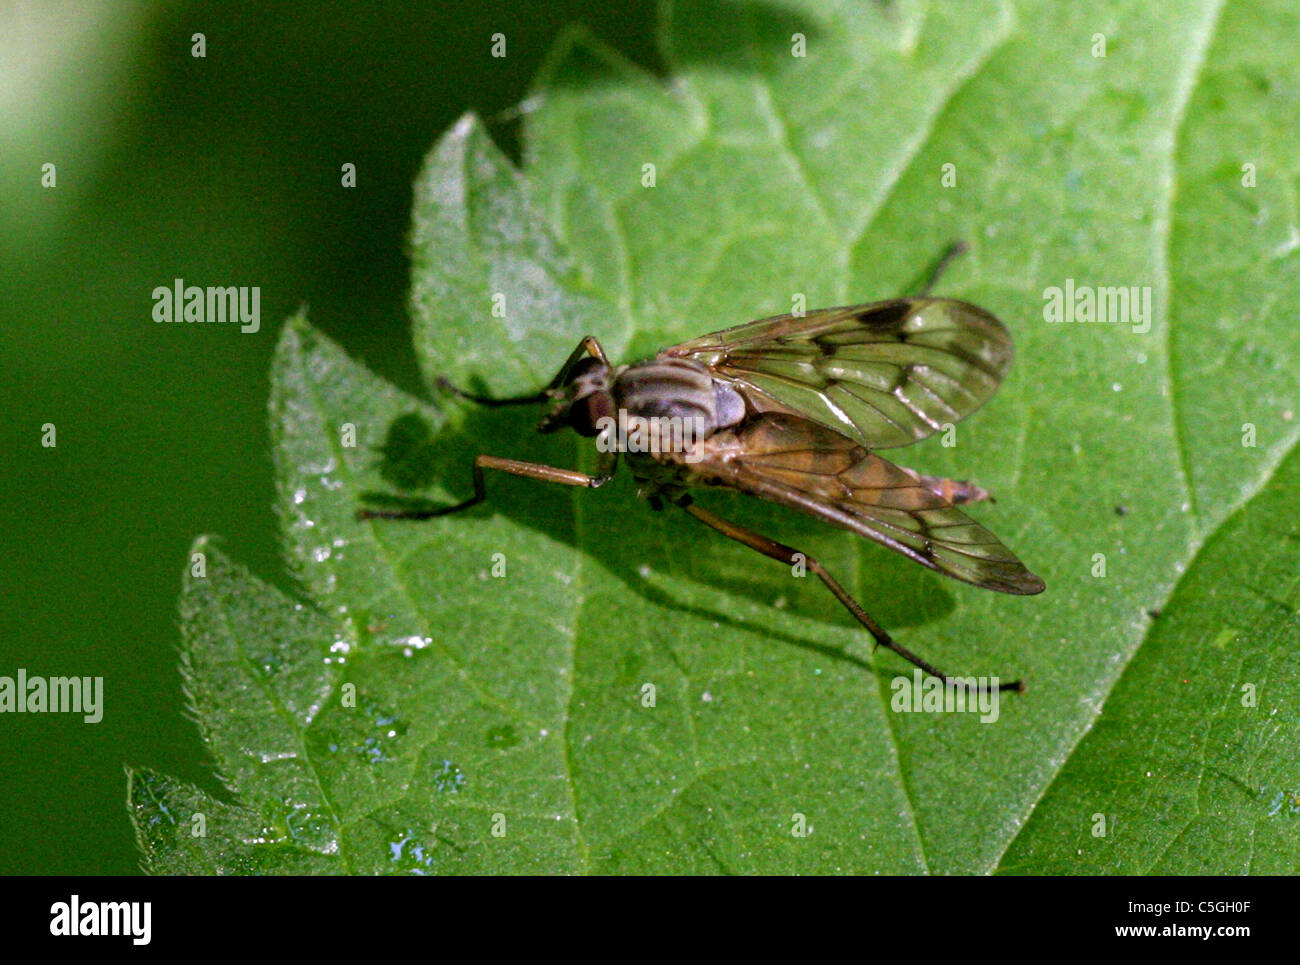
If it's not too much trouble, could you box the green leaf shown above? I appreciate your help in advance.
[131,0,1300,874]
[128,538,349,874]
[999,447,1300,873]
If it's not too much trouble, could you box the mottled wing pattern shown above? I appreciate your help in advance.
[665,298,1014,449]
[685,413,1044,595]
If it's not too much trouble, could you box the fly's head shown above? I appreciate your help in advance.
[537,356,614,438]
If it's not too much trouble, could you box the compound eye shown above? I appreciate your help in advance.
[569,391,613,437]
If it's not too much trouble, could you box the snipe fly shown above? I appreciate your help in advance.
[360,292,1044,691]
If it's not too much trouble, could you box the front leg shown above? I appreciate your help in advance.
[436,335,611,406]
[357,452,616,520]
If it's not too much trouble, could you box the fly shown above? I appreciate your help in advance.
[359,293,1044,691]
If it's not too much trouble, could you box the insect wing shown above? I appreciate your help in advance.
[665,298,1014,449]
[688,413,1045,595]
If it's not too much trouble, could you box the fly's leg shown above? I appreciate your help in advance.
[915,473,994,505]
[912,240,968,297]
[435,378,548,407]
[370,337,614,520]
[436,335,611,405]
[680,498,1023,693]
[357,452,615,520]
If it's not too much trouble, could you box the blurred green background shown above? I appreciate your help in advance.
[0,0,659,875]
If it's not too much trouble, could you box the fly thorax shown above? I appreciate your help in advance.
[609,357,739,458]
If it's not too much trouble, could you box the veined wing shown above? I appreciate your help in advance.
[684,412,1044,595]
[665,298,1014,449]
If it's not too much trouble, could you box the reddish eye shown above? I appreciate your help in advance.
[570,391,613,437]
